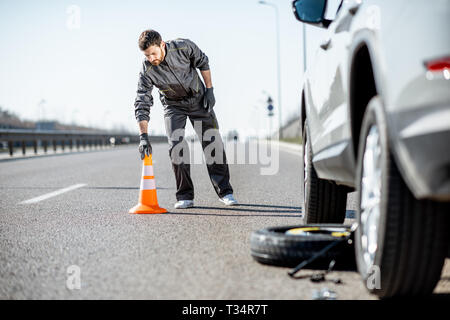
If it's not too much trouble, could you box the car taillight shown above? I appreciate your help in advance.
[425,56,450,72]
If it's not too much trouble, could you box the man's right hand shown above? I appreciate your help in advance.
[139,133,152,159]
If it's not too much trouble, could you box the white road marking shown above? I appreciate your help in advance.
[19,183,87,204]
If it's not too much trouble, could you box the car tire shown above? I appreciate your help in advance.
[250,224,355,268]
[302,120,348,223]
[355,96,449,298]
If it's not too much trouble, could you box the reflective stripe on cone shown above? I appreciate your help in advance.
[140,178,156,190]
[142,165,154,177]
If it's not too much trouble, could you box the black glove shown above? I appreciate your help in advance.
[139,133,152,159]
[203,87,216,112]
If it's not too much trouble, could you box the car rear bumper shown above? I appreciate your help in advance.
[390,103,450,201]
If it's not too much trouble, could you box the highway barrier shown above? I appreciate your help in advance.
[0,129,166,157]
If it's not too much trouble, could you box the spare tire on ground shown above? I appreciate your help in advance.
[250,224,356,270]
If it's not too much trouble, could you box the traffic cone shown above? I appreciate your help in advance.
[129,154,167,214]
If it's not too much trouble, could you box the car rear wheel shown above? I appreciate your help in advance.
[302,120,348,223]
[355,96,449,298]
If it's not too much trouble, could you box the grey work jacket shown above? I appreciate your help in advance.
[134,38,210,122]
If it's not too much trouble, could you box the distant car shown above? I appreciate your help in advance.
[293,0,450,297]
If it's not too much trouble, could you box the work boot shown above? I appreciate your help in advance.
[174,200,194,209]
[219,194,238,206]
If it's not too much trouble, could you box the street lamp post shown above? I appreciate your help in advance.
[258,0,282,139]
[253,105,261,138]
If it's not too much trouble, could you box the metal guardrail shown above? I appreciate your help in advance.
[0,129,166,157]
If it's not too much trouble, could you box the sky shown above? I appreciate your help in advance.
[0,0,329,138]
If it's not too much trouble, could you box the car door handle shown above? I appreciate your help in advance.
[320,38,332,50]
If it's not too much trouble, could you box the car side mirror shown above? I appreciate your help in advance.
[292,0,332,28]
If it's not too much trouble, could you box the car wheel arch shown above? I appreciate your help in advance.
[348,37,380,162]
[348,34,420,197]
[300,89,307,135]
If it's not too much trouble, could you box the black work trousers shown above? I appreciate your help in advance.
[164,101,233,201]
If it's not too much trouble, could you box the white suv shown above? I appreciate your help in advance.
[293,0,450,297]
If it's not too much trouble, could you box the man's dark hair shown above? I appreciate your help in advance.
[138,30,162,51]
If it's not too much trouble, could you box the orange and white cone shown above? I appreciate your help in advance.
[129,154,167,214]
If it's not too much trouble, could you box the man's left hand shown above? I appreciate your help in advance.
[203,87,215,112]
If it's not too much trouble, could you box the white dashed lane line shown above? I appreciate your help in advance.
[19,183,87,204]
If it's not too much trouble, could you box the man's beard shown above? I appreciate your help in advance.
[151,47,165,66]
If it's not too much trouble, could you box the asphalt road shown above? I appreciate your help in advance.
[0,142,448,299]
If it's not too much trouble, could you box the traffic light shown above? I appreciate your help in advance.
[267,96,274,117]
